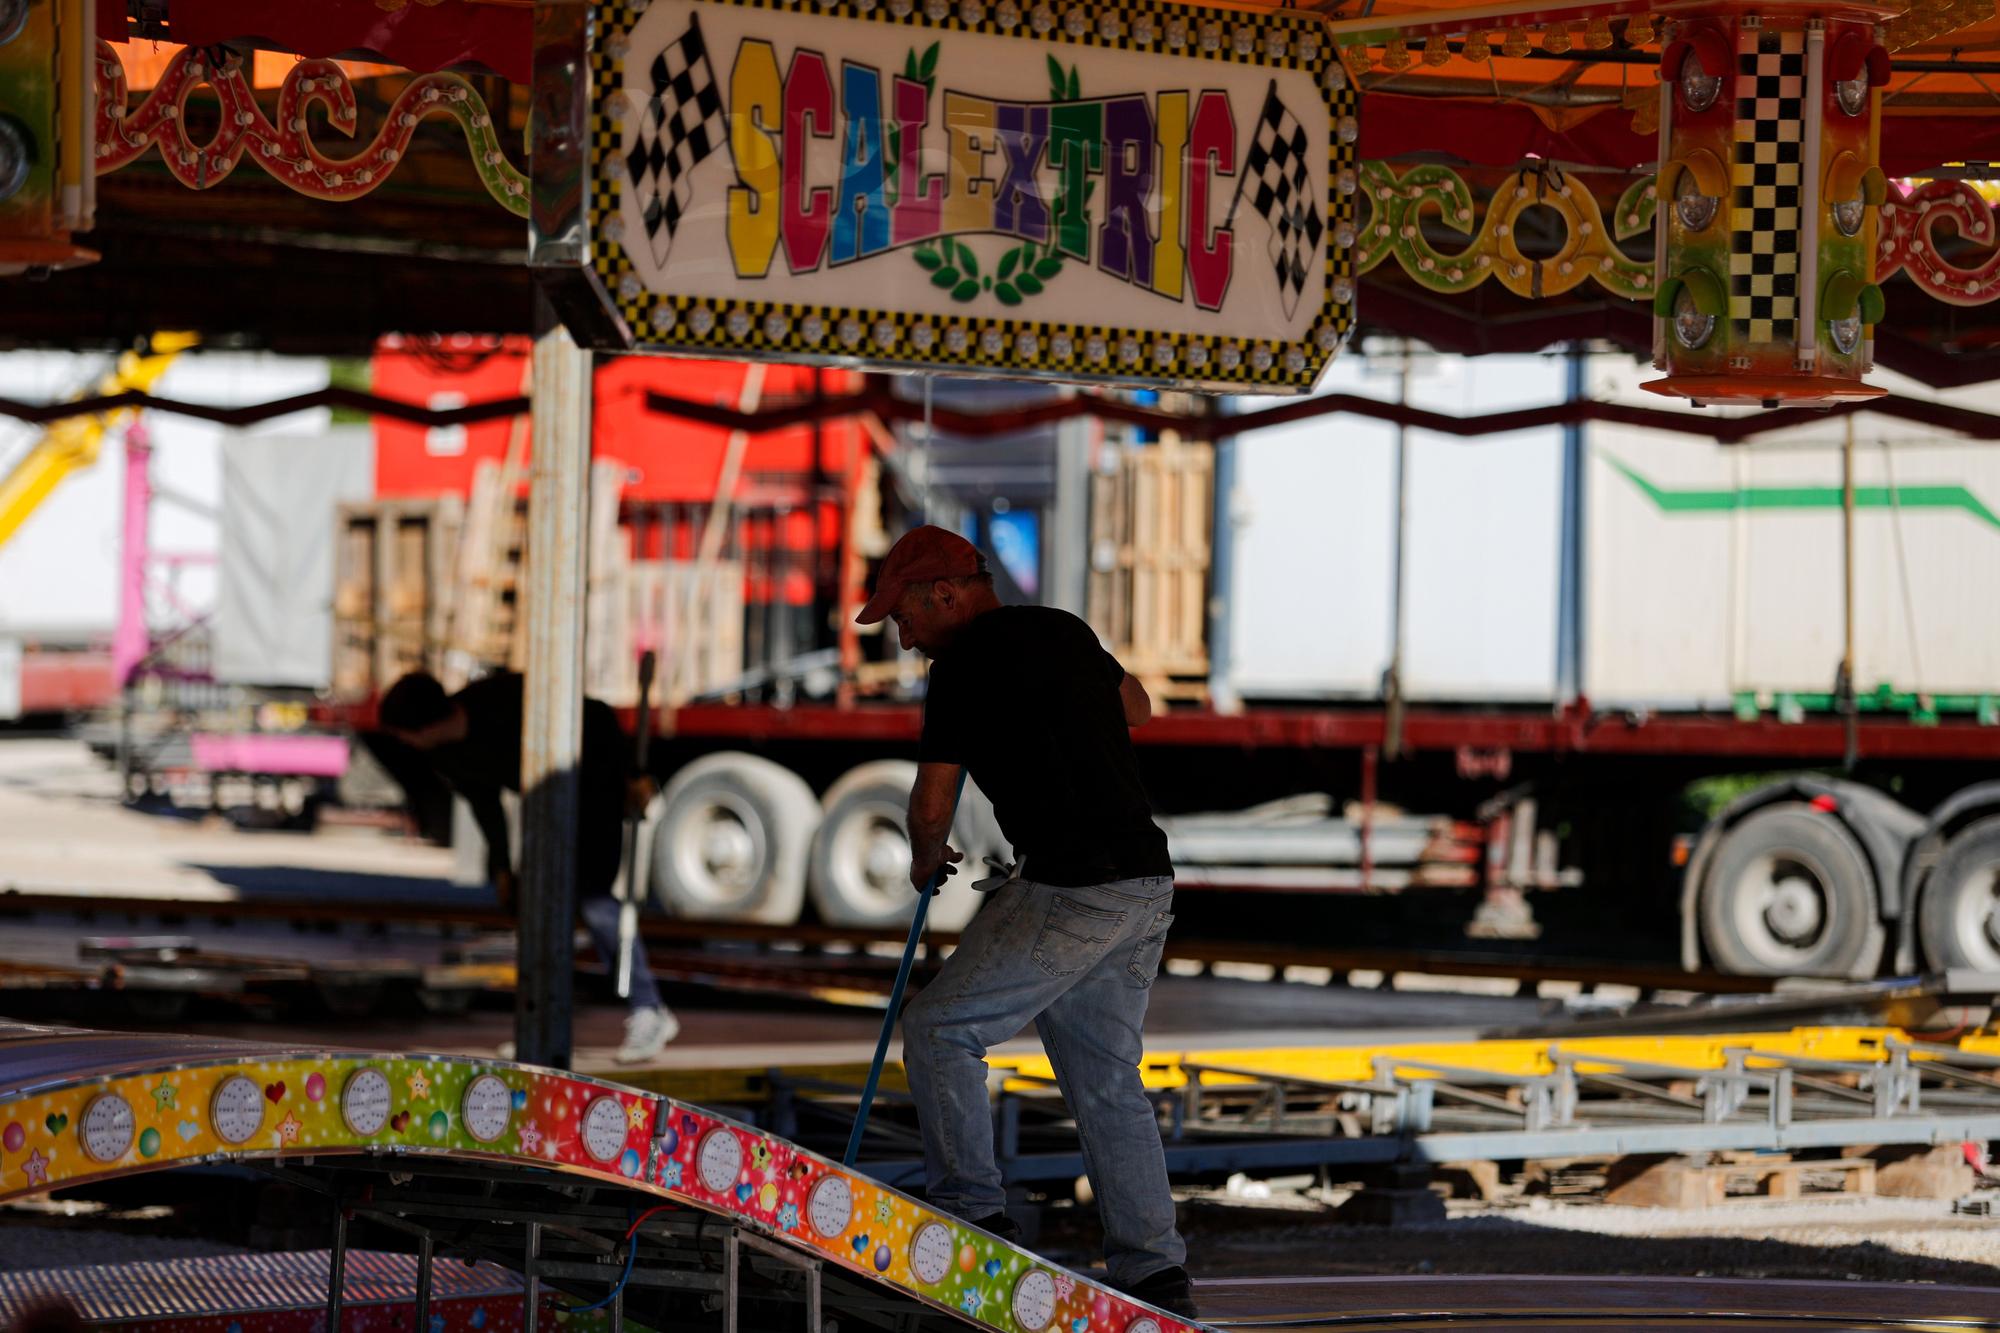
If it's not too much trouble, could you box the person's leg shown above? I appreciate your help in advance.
[901,879,1129,1223]
[578,808,677,1062]
[1034,878,1184,1289]
[577,892,664,1011]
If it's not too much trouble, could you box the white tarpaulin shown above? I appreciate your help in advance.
[214,426,374,688]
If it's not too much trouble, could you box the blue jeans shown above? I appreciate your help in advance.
[901,875,1184,1286]
[578,893,663,1012]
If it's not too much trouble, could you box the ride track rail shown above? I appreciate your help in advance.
[0,887,1781,1000]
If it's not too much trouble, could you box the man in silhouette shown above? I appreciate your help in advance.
[857,525,1193,1317]
[378,671,678,1064]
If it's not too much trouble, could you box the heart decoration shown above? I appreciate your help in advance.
[851,1233,870,1254]
[735,1182,754,1204]
[43,1113,68,1136]
[511,1090,528,1111]
[264,1081,286,1104]
[1072,1319,1090,1333]
[391,1111,412,1133]
[178,1120,200,1141]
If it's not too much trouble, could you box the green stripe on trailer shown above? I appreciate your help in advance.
[1605,455,2000,533]
[1733,690,2000,724]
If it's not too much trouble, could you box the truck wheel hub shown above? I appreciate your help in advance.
[1765,878,1824,943]
[700,815,757,886]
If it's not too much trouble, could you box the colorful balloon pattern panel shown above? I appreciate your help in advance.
[0,1050,1200,1333]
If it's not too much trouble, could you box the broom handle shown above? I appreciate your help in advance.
[844,767,968,1166]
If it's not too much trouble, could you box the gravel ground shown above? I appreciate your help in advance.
[0,1223,248,1269]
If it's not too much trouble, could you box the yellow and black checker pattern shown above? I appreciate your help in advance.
[585,0,1358,391]
[1729,24,1804,345]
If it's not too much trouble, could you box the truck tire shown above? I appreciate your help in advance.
[1918,815,2000,971]
[650,753,817,924]
[1699,803,1882,977]
[807,762,1002,932]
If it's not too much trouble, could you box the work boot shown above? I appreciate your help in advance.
[1117,1266,1198,1321]
[617,1006,681,1064]
[969,1212,1022,1243]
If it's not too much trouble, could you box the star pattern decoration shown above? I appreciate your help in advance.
[875,1198,893,1223]
[276,1113,303,1146]
[407,1072,431,1101]
[21,1149,49,1188]
[961,1291,983,1316]
[626,1101,648,1131]
[151,1085,177,1114]
[1054,1275,1076,1302]
[518,1122,543,1153]
[777,1202,800,1231]
[662,1159,683,1188]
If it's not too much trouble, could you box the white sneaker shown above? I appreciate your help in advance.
[616,1007,680,1064]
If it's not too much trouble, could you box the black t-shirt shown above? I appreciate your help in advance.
[428,673,629,801]
[918,605,1172,887]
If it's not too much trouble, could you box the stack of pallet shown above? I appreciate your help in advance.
[331,465,745,705]
[1085,433,1213,702]
[331,497,465,700]
[441,455,532,685]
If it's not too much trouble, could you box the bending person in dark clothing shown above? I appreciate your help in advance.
[379,671,679,1064]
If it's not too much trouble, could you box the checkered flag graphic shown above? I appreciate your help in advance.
[1230,82,1323,321]
[1728,29,1805,343]
[625,13,725,269]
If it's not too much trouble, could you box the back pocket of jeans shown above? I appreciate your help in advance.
[1125,909,1175,988]
[1032,897,1125,977]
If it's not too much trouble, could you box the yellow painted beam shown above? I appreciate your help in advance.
[988,1026,1986,1091]
[0,335,196,551]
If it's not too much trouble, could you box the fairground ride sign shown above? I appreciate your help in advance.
[569,0,1357,392]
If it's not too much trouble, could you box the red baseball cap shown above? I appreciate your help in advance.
[856,525,985,624]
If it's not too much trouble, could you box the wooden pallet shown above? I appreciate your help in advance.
[617,558,746,704]
[1086,433,1212,702]
[1605,1152,1877,1208]
[332,497,465,699]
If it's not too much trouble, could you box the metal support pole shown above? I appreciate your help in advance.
[1359,745,1378,894]
[525,1221,544,1333]
[1555,345,1587,703]
[519,294,592,1070]
[325,1207,349,1333]
[415,1234,435,1333]
[1207,428,1239,713]
[1382,348,1411,761]
[1840,413,1858,770]
[723,1228,741,1333]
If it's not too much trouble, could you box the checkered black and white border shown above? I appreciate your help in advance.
[586,0,1358,390]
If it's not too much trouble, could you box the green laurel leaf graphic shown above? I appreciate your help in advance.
[951,279,980,301]
[954,240,978,276]
[919,42,940,82]
[932,267,960,289]
[1015,273,1043,295]
[999,248,1020,279]
[1032,256,1062,279]
[905,50,920,80]
[995,282,1022,305]
[1067,65,1080,100]
[915,246,942,271]
[1047,54,1067,99]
